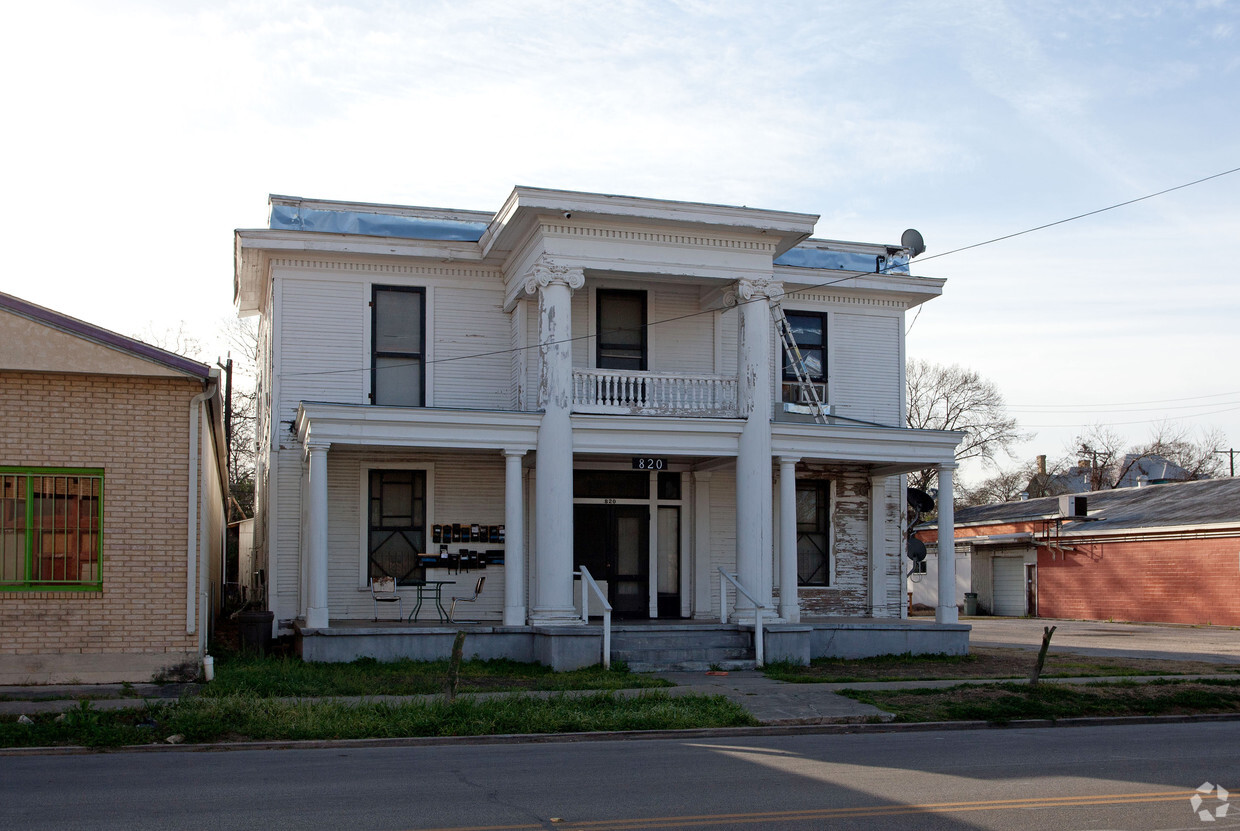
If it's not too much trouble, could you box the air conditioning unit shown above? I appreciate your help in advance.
[1059,495,1088,517]
[784,382,827,405]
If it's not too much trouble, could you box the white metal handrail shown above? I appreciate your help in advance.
[576,566,612,669]
[573,368,738,416]
[718,567,768,667]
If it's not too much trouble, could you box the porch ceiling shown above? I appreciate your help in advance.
[296,402,962,474]
[296,402,540,452]
[771,421,963,475]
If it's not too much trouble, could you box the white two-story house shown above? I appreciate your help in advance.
[234,187,965,668]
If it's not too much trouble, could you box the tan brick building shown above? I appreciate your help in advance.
[0,292,226,683]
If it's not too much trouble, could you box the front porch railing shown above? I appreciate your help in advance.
[573,368,738,417]
[718,568,769,667]
[576,566,612,669]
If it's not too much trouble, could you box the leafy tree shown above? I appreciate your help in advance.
[905,360,1026,493]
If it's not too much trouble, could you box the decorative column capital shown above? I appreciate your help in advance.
[303,439,331,461]
[523,255,585,296]
[726,275,784,306]
[503,448,528,459]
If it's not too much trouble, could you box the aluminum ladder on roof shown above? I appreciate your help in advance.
[770,301,829,425]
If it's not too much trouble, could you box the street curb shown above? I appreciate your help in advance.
[5,711,1240,757]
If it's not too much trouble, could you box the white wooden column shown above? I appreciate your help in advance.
[503,449,527,626]
[304,440,330,629]
[869,474,887,617]
[936,464,958,624]
[778,456,800,622]
[732,276,781,618]
[525,256,585,625]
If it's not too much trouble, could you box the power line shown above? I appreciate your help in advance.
[914,165,1240,264]
[1022,403,1240,429]
[1009,390,1240,409]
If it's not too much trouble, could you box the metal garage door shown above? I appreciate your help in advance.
[993,558,1026,616]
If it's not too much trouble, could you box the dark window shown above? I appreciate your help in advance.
[781,311,827,404]
[372,286,425,406]
[1,469,103,590]
[367,469,426,585]
[596,289,647,371]
[657,472,681,501]
[573,470,650,500]
[795,480,830,586]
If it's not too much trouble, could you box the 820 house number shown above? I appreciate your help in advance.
[632,457,667,470]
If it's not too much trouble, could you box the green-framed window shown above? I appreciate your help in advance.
[0,468,103,590]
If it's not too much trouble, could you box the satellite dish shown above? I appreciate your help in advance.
[907,537,927,563]
[906,487,935,514]
[901,228,926,258]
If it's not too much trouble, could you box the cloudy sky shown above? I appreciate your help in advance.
[3,0,1237,484]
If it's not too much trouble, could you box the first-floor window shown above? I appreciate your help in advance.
[0,469,103,589]
[367,469,426,585]
[796,479,830,586]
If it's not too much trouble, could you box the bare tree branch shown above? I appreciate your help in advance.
[906,360,1027,494]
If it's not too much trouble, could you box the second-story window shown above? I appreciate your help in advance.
[596,289,647,371]
[372,286,425,407]
[781,311,827,404]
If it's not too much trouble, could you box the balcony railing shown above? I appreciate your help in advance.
[572,368,738,417]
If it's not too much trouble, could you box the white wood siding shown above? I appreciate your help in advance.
[324,450,509,621]
[831,311,901,425]
[648,285,715,374]
[273,447,303,626]
[707,470,737,618]
[431,284,510,409]
[276,275,366,424]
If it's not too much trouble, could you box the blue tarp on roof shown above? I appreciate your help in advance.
[776,247,909,274]
[270,204,488,241]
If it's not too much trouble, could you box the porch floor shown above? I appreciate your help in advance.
[294,616,971,669]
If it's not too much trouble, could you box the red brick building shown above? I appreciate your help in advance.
[915,477,1240,625]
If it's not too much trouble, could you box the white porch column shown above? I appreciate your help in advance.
[869,475,888,617]
[305,440,331,629]
[778,456,800,622]
[936,464,958,624]
[525,256,585,625]
[503,449,527,626]
[732,276,781,618]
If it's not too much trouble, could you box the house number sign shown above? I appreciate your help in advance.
[632,457,667,471]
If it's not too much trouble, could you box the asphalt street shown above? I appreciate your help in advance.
[5,720,1240,830]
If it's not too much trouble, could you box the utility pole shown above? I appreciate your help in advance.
[1216,448,1237,477]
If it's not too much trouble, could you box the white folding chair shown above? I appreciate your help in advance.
[370,576,403,621]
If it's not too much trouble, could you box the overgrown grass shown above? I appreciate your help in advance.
[840,678,1240,723]
[0,692,756,749]
[763,648,1240,684]
[202,651,670,698]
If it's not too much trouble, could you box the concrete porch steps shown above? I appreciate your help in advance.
[610,624,755,672]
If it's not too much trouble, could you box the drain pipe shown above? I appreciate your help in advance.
[187,378,217,636]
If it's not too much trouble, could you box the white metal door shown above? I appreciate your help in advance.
[993,558,1026,616]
